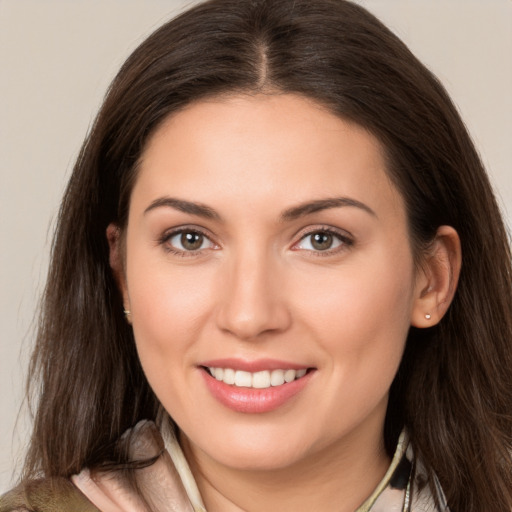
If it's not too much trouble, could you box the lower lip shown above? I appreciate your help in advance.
[201,369,314,414]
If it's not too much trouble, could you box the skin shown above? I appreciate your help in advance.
[109,93,460,512]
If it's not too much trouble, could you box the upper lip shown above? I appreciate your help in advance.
[199,358,312,373]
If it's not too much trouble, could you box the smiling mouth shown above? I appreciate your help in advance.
[203,367,311,389]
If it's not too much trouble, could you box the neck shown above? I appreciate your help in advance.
[180,424,391,512]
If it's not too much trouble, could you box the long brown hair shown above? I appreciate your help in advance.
[23,1,512,510]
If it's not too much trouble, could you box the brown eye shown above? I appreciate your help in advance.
[181,232,204,250]
[311,232,333,251]
[166,230,214,252]
[294,229,350,254]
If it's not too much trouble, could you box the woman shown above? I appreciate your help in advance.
[2,0,511,510]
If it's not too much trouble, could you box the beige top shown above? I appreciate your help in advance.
[69,420,449,512]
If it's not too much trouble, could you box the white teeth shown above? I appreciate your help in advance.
[270,369,285,386]
[235,370,252,387]
[284,369,296,383]
[207,367,308,388]
[252,371,270,389]
[223,368,236,385]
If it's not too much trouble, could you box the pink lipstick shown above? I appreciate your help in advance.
[199,359,315,413]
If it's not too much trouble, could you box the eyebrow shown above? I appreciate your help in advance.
[143,196,376,221]
[280,197,377,221]
[144,197,221,220]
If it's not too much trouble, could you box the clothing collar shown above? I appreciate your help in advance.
[72,420,449,512]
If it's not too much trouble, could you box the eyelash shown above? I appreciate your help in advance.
[158,225,354,257]
[158,227,217,257]
[292,226,354,256]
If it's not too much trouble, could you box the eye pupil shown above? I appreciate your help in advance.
[311,232,333,250]
[181,232,203,250]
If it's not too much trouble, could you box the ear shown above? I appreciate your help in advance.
[411,225,461,328]
[106,223,131,316]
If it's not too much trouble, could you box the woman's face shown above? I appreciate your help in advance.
[118,93,425,471]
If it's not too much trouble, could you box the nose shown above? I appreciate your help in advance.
[215,247,291,340]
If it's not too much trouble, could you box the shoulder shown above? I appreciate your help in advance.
[0,477,100,512]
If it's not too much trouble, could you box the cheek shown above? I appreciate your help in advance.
[125,252,217,376]
[292,251,415,390]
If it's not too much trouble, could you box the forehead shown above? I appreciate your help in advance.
[133,93,404,223]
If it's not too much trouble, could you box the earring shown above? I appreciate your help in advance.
[123,309,132,324]
[425,313,432,320]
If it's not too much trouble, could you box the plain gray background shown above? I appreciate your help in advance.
[1,0,511,493]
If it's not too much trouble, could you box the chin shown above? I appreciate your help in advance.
[184,421,325,472]
[212,446,307,472]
